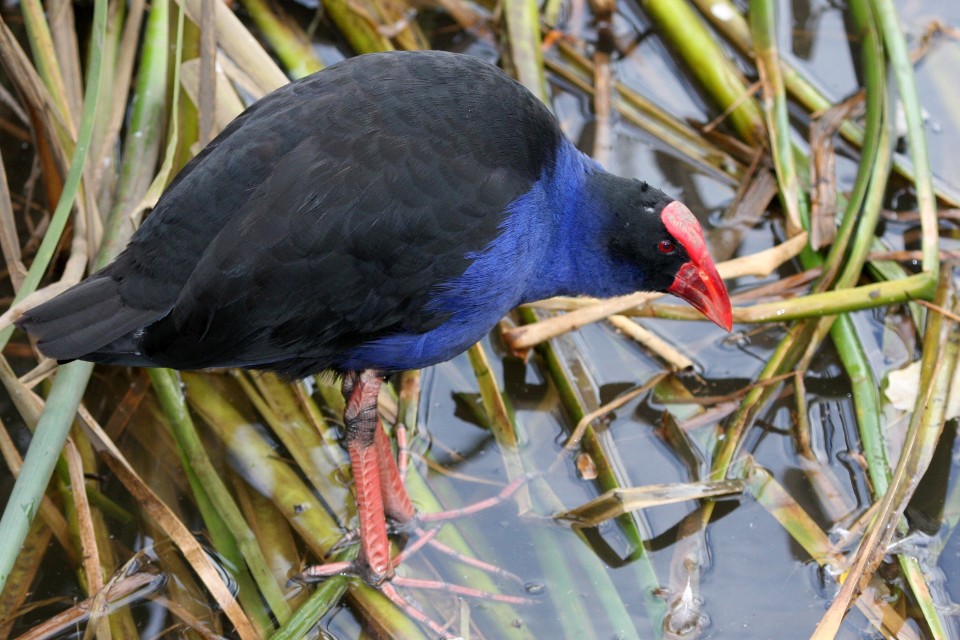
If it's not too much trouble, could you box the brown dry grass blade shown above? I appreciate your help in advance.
[12,567,163,640]
[710,157,778,262]
[607,316,694,370]
[556,479,743,526]
[63,439,104,598]
[180,58,246,135]
[175,0,287,95]
[0,149,27,290]
[74,407,260,640]
[0,15,71,210]
[809,93,864,250]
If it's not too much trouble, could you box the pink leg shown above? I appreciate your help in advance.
[374,422,416,525]
[343,370,393,583]
[294,371,533,635]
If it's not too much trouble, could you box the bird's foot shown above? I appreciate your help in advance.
[292,528,533,640]
[291,474,536,637]
[324,471,532,584]
[292,550,529,600]
[290,562,476,639]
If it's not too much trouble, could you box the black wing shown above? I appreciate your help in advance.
[18,51,562,375]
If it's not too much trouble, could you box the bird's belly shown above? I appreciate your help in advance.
[334,303,511,373]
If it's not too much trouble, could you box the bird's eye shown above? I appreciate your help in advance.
[658,239,676,254]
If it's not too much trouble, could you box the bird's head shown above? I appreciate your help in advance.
[596,176,732,331]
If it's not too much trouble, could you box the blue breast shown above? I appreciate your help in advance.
[336,140,605,372]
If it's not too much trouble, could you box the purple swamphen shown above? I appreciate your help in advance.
[17,50,732,607]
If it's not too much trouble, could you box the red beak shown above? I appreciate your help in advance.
[661,202,733,331]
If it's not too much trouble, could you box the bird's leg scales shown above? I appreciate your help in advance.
[294,369,535,637]
[326,436,416,550]
[300,370,419,584]
[330,424,533,580]
[343,369,394,584]
[374,416,417,531]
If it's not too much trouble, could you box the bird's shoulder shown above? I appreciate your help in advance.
[121,52,563,305]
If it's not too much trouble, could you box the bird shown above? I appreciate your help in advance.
[17,50,731,601]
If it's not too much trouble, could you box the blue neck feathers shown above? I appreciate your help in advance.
[519,141,652,301]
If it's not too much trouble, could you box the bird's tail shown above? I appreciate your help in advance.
[16,276,163,366]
